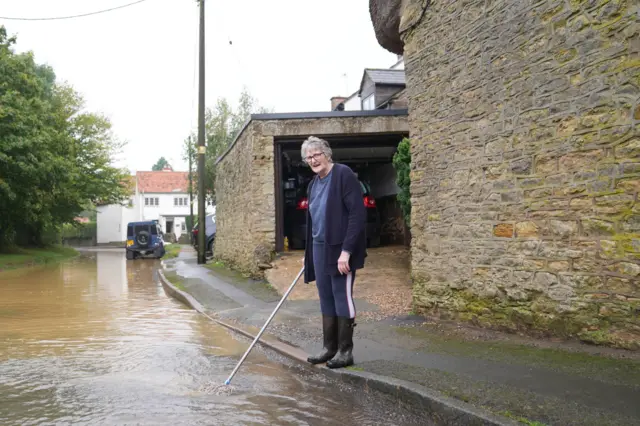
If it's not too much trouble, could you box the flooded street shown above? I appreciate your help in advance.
[0,250,422,425]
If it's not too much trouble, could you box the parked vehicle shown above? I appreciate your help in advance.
[125,220,166,260]
[287,179,381,250]
[192,213,216,254]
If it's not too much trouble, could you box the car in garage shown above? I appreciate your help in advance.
[287,178,381,250]
[125,220,166,260]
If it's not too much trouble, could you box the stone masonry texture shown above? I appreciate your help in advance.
[396,0,640,349]
[215,115,409,278]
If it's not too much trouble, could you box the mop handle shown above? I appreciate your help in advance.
[224,266,305,385]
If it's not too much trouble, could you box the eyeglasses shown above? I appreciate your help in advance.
[304,152,324,163]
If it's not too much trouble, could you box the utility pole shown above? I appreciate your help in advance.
[188,136,194,233]
[196,0,206,264]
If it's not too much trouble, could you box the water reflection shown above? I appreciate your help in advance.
[0,250,423,425]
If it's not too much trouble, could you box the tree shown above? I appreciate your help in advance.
[0,25,130,248]
[392,137,411,228]
[186,87,271,205]
[152,157,170,171]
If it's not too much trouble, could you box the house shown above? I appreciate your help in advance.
[333,55,406,112]
[96,167,213,244]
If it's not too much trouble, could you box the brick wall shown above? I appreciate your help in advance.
[401,0,639,349]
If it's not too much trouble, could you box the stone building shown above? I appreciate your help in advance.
[369,0,639,348]
[214,111,408,275]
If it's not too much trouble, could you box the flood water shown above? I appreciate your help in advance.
[0,250,424,425]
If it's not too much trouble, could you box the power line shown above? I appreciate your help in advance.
[0,0,150,21]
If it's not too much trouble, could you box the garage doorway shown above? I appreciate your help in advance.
[274,133,408,252]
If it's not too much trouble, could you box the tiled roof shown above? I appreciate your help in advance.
[136,171,188,193]
[365,69,406,85]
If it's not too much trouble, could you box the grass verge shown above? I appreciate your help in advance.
[163,271,186,290]
[0,245,78,271]
[163,244,183,259]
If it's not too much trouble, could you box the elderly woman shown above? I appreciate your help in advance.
[301,136,367,369]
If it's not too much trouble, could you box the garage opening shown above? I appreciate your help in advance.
[275,133,409,252]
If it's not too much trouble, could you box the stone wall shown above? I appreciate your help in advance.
[215,122,271,276]
[215,114,409,277]
[397,0,639,349]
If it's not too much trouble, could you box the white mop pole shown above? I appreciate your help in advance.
[224,266,304,385]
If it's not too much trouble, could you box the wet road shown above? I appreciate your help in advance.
[0,250,424,425]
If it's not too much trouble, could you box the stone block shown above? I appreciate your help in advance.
[594,193,635,215]
[548,284,575,302]
[548,261,571,272]
[536,155,558,173]
[530,272,558,292]
[605,277,638,296]
[493,223,514,238]
[621,162,640,175]
[515,221,539,237]
[615,138,639,159]
[549,220,578,238]
[607,262,640,277]
[559,150,604,172]
[510,157,533,174]
[581,218,615,236]
[615,178,640,193]
[621,215,640,233]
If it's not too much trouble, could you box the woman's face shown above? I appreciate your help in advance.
[305,147,331,176]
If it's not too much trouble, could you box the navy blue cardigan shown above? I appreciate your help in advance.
[303,163,367,283]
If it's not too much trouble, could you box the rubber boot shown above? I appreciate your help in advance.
[307,315,338,364]
[326,317,355,369]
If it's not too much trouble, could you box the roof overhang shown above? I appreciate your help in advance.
[216,109,408,165]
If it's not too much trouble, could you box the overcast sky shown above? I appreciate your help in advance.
[1,0,397,172]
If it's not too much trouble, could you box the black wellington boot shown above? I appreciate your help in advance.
[307,315,338,364]
[326,317,355,369]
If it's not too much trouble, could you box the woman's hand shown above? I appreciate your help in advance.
[338,251,351,275]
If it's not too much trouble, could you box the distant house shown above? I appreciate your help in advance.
[96,166,213,244]
[333,56,406,112]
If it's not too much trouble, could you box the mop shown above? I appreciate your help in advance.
[213,266,305,393]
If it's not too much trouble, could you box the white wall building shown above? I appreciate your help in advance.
[96,167,214,244]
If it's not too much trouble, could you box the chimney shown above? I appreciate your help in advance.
[330,96,347,111]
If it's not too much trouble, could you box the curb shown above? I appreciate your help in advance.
[158,270,518,426]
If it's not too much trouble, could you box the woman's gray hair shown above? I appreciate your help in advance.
[301,136,332,162]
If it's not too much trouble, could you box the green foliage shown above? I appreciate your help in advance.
[183,87,272,204]
[61,222,97,240]
[0,25,131,248]
[163,244,182,259]
[392,137,412,227]
[152,156,170,171]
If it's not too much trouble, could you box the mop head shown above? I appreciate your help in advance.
[200,381,237,396]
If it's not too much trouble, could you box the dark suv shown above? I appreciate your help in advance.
[191,213,216,254]
[126,220,166,260]
[287,179,381,250]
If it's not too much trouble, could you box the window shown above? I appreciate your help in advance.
[174,197,188,207]
[145,197,159,206]
[359,180,372,195]
[362,94,375,110]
